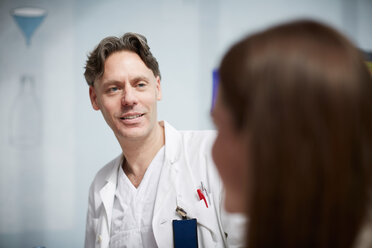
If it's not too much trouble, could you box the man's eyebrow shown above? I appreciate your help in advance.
[131,76,150,83]
[101,79,121,85]
[100,76,150,86]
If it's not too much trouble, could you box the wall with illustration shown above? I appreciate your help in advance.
[0,0,371,247]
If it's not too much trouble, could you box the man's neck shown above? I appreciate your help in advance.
[119,122,165,187]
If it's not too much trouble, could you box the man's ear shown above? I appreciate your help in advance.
[89,86,100,110]
[156,76,162,101]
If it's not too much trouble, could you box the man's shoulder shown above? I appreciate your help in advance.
[96,154,121,177]
[179,129,216,136]
[90,154,122,190]
[163,121,216,149]
[179,129,216,147]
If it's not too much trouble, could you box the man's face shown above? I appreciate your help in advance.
[89,50,161,142]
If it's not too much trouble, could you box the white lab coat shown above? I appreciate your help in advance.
[85,121,245,248]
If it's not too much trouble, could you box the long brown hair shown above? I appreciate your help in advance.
[219,20,372,248]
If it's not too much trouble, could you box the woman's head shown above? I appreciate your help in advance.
[214,20,372,247]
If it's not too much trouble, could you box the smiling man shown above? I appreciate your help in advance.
[83,33,244,248]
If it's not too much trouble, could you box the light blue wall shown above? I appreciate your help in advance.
[0,0,371,247]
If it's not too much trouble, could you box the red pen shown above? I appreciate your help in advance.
[197,189,208,208]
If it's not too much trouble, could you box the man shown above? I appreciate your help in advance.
[84,32,244,248]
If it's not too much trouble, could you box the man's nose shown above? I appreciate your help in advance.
[121,87,137,106]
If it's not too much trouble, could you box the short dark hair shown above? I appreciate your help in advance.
[84,32,161,86]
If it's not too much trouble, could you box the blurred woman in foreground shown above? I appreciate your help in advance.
[212,20,372,248]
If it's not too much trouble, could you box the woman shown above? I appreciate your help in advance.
[212,20,372,248]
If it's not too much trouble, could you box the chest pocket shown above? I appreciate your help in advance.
[177,194,223,248]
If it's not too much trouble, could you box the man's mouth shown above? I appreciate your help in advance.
[120,114,145,120]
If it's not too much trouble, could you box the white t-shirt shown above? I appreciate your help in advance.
[109,147,165,248]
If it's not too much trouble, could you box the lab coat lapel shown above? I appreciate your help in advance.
[153,121,182,215]
[154,121,182,215]
[99,181,116,230]
[98,155,122,246]
[152,122,182,247]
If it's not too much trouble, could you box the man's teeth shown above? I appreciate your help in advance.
[122,114,143,120]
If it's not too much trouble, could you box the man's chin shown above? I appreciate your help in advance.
[116,127,146,140]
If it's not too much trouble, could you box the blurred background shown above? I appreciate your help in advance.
[0,0,371,247]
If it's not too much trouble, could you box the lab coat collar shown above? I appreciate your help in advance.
[161,120,182,165]
[105,154,123,184]
[101,120,181,181]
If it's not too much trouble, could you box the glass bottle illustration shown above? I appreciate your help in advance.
[9,75,42,147]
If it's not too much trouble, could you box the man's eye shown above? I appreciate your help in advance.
[137,83,146,88]
[109,87,119,92]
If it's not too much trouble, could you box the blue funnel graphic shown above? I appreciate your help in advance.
[11,7,46,46]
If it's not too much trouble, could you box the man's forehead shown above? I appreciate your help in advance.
[104,51,150,71]
[94,67,154,88]
[105,50,140,64]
